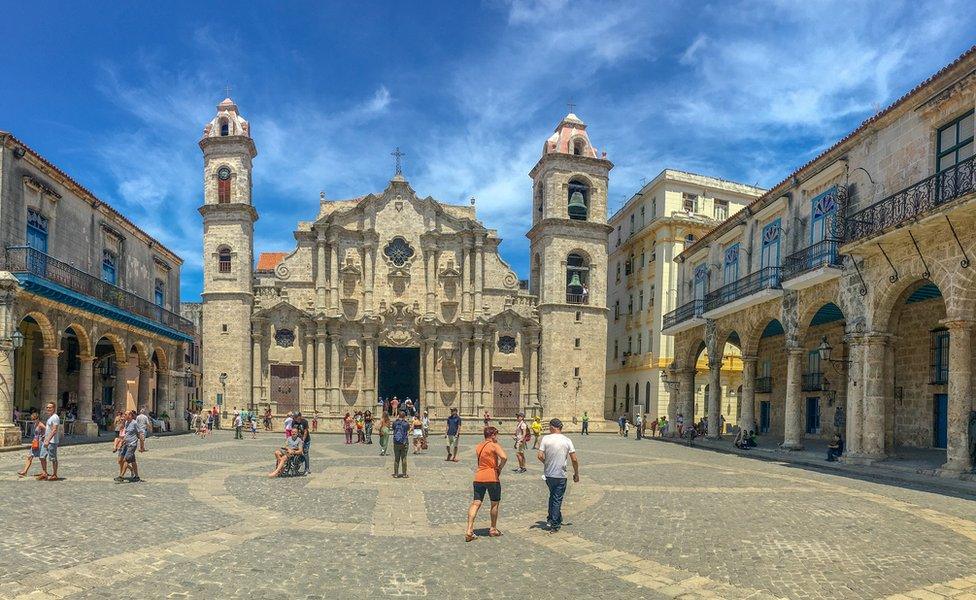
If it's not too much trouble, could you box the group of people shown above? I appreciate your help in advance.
[16,402,62,481]
[342,410,376,444]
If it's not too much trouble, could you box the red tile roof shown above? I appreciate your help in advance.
[679,44,976,260]
[256,252,287,272]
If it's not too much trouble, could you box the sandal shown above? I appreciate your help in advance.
[488,529,502,537]
[17,471,27,477]
[46,476,61,482]
[465,532,477,542]
[36,473,48,480]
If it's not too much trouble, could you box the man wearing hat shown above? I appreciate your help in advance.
[233,410,243,440]
[513,413,529,473]
[536,418,579,532]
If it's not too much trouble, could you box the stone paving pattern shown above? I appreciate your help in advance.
[1,432,976,599]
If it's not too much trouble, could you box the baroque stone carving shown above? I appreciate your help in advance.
[380,301,420,347]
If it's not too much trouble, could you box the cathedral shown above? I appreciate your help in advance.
[199,98,611,427]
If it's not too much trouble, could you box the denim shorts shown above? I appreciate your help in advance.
[120,444,138,463]
[40,443,58,462]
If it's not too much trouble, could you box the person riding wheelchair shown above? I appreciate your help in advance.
[269,430,305,477]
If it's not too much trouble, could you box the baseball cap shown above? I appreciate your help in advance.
[549,418,563,429]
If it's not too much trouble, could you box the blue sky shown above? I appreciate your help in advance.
[3,1,974,302]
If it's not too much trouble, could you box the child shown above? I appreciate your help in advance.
[17,415,44,477]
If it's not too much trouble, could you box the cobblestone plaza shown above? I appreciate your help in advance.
[2,432,976,599]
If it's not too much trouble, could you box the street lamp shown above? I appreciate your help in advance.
[660,370,681,392]
[10,330,24,350]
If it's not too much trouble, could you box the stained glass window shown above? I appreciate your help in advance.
[497,335,516,354]
[383,237,415,267]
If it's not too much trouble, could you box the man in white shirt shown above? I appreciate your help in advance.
[536,418,579,532]
[39,402,61,481]
[135,408,151,452]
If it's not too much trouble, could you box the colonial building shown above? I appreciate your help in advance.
[662,46,976,476]
[606,170,763,425]
[0,132,193,446]
[180,301,202,412]
[199,100,611,426]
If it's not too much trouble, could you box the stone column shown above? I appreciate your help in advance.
[473,333,484,412]
[40,348,59,408]
[739,355,757,433]
[329,234,340,314]
[424,246,436,317]
[157,368,170,420]
[782,346,804,450]
[679,368,696,435]
[844,334,865,456]
[363,243,375,314]
[707,358,722,438]
[73,356,97,436]
[528,337,539,408]
[316,325,329,413]
[315,236,328,311]
[942,319,974,473]
[363,335,375,407]
[251,324,264,411]
[329,329,341,412]
[303,327,316,413]
[172,369,186,432]
[459,337,469,415]
[474,237,484,315]
[137,364,151,412]
[860,333,889,459]
[461,245,470,316]
[114,360,128,412]
[0,275,21,446]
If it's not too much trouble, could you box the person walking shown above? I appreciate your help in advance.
[392,411,410,478]
[116,410,145,483]
[37,402,61,481]
[465,426,507,542]
[676,413,684,437]
[445,407,462,462]
[421,410,430,450]
[513,413,529,473]
[343,412,354,444]
[355,411,366,444]
[292,412,310,474]
[530,416,543,449]
[581,411,589,435]
[364,410,374,444]
[233,410,243,440]
[17,413,44,477]
[411,413,424,454]
[635,413,644,440]
[136,408,152,448]
[378,413,391,456]
[537,419,579,533]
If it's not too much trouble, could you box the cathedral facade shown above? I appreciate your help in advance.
[199,99,611,426]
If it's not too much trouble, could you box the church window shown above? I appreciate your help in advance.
[567,180,589,221]
[219,118,229,136]
[154,278,165,307]
[102,249,118,285]
[383,237,415,267]
[575,311,581,322]
[218,247,232,273]
[275,329,295,348]
[574,337,580,348]
[683,193,697,212]
[566,252,589,304]
[574,366,580,377]
[714,199,729,220]
[497,335,517,354]
[222,324,228,333]
[26,209,49,253]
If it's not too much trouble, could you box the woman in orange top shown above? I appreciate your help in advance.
[465,426,508,542]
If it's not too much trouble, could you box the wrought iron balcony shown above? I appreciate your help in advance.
[783,239,842,282]
[801,372,825,391]
[755,376,772,393]
[663,299,703,330]
[5,246,194,338]
[844,155,976,244]
[703,267,781,314]
[565,292,589,305]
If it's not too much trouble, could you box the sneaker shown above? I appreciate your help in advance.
[129,476,141,483]
[114,476,125,483]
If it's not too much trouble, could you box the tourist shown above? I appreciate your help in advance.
[421,410,430,443]
[733,428,749,449]
[311,413,318,432]
[233,410,243,440]
[530,416,543,449]
[250,416,258,439]
[483,411,491,427]
[364,410,374,444]
[292,412,310,474]
[17,413,44,478]
[465,426,507,542]
[676,413,684,437]
[284,412,294,439]
[446,407,462,462]
[36,402,61,481]
[116,409,144,483]
[537,419,578,533]
[618,414,627,437]
[343,412,354,444]
[635,413,643,440]
[378,413,391,456]
[411,413,424,454]
[269,430,303,477]
[355,411,365,444]
[649,415,658,437]
[747,430,758,448]
[513,413,529,473]
[581,411,589,435]
[136,408,152,447]
[826,433,844,461]
[404,399,416,418]
[206,410,214,432]
[392,411,410,478]
[264,407,273,431]
[390,396,400,417]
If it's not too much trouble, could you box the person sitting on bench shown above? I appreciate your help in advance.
[269,430,304,477]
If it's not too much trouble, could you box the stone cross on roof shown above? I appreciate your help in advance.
[391,146,406,177]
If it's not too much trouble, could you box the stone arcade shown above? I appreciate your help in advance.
[199,99,611,427]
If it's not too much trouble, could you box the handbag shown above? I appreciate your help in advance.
[31,438,39,451]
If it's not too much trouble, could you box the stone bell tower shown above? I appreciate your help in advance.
[199,97,258,411]
[527,112,612,425]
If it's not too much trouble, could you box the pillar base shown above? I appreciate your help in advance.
[780,441,804,451]
[937,457,973,477]
[0,425,22,447]
[73,421,99,438]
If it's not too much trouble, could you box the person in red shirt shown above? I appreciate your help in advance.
[465,426,507,542]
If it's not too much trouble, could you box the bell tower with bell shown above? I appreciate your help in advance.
[527,111,612,425]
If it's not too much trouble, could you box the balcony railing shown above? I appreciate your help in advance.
[703,267,781,313]
[755,376,772,393]
[5,246,194,336]
[663,299,703,330]
[782,239,842,281]
[844,155,976,244]
[565,292,589,305]
[801,372,825,391]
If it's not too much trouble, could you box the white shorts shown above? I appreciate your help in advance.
[413,430,424,437]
